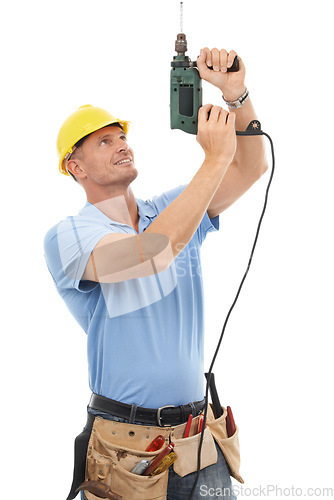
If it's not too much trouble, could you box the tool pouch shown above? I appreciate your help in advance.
[66,411,95,500]
[170,416,218,477]
[206,404,244,484]
[84,416,170,500]
[83,413,219,499]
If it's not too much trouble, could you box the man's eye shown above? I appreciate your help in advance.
[120,135,127,141]
[100,139,109,145]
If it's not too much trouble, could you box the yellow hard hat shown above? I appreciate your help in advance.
[57,104,130,175]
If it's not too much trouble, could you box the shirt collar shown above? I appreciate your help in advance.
[135,197,157,218]
[79,197,157,223]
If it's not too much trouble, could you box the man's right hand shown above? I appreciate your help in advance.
[196,104,236,166]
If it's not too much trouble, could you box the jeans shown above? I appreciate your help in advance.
[81,408,236,500]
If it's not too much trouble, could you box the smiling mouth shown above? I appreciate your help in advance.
[114,158,133,166]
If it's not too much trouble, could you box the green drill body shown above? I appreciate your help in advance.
[170,54,202,135]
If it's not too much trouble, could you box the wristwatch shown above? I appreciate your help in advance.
[222,88,249,109]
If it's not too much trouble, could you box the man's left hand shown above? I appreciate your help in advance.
[197,47,246,103]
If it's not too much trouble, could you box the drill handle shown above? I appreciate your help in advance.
[193,55,239,72]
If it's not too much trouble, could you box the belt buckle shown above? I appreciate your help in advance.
[157,405,175,427]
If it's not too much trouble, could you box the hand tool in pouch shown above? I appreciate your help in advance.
[145,434,165,452]
[131,459,151,475]
[183,414,193,438]
[143,443,175,476]
[151,450,178,475]
[226,406,237,437]
[197,414,204,434]
[75,480,122,499]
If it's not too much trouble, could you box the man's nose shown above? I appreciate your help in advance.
[115,139,129,153]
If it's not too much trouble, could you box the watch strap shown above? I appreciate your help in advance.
[222,88,249,109]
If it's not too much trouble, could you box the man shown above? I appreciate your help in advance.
[44,47,267,500]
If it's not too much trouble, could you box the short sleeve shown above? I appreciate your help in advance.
[44,216,112,293]
[149,184,220,246]
[196,211,219,245]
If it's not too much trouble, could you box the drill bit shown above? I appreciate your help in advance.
[175,1,187,55]
[180,2,183,33]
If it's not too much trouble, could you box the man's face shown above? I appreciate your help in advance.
[76,125,137,187]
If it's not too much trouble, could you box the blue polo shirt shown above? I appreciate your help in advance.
[44,184,219,408]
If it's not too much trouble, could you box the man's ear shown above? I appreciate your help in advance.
[66,159,86,181]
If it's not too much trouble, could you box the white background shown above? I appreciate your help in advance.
[1,0,333,498]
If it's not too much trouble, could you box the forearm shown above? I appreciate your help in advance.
[145,157,229,257]
[206,97,269,217]
[229,97,268,175]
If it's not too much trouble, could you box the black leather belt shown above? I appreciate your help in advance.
[89,393,206,427]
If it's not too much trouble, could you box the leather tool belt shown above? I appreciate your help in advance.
[66,394,243,500]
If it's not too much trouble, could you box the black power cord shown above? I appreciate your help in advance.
[189,121,275,499]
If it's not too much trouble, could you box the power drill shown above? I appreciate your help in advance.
[170,2,239,135]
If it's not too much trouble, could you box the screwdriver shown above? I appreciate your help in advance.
[143,443,175,476]
[145,434,165,452]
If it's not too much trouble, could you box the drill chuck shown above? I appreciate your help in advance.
[175,33,188,55]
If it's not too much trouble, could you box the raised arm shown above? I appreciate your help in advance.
[83,105,236,283]
[197,48,268,217]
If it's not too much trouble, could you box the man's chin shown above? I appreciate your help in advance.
[127,168,138,183]
[114,168,138,187]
